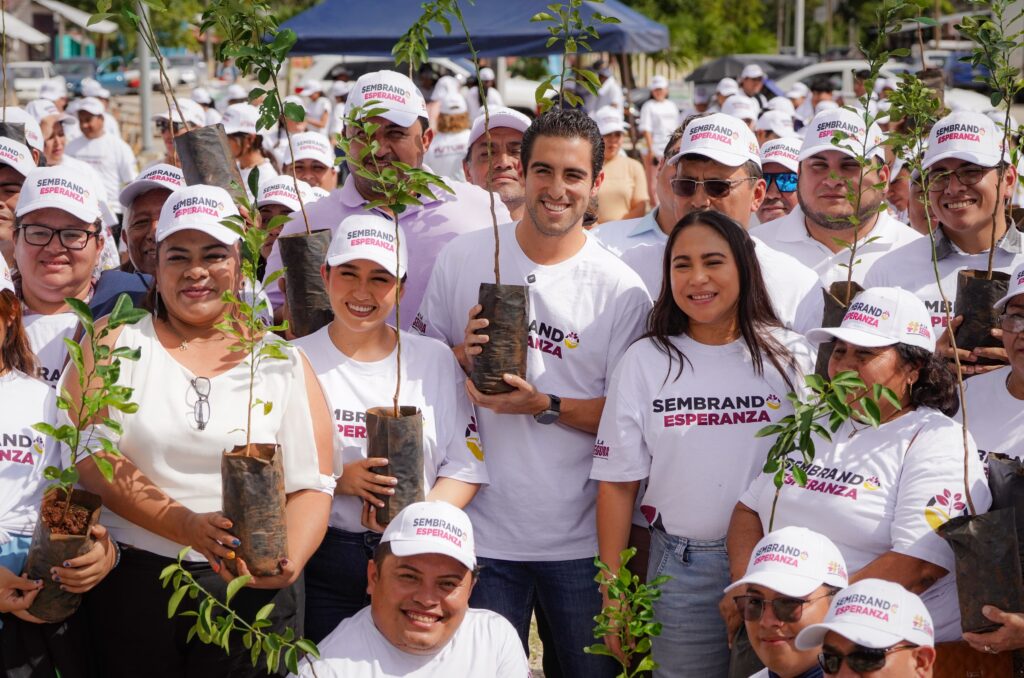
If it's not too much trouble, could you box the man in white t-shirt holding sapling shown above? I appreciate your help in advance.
[295,502,528,677]
[65,97,138,224]
[724,527,849,678]
[413,109,650,676]
[462,107,530,222]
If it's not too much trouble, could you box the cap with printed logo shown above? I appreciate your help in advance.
[440,94,468,116]
[922,110,1010,170]
[767,96,796,116]
[309,186,330,201]
[716,77,739,97]
[467,106,531,148]
[17,165,100,222]
[225,84,248,101]
[326,213,407,278]
[756,110,796,138]
[760,137,801,173]
[345,70,428,129]
[722,95,759,122]
[0,108,44,152]
[669,112,761,168]
[191,87,213,105]
[156,184,240,245]
[994,261,1024,311]
[39,80,67,102]
[650,75,669,90]
[280,131,335,168]
[119,163,185,210]
[795,579,935,650]
[806,287,936,352]
[741,64,766,80]
[257,176,313,213]
[799,107,886,162]
[153,98,206,129]
[594,105,626,136]
[221,103,260,136]
[479,67,496,82]
[330,80,353,99]
[381,501,476,571]
[71,97,106,118]
[81,79,111,99]
[724,527,848,598]
[0,256,12,295]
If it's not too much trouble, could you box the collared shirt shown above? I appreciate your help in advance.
[749,666,824,678]
[263,174,510,328]
[591,207,666,256]
[753,205,923,286]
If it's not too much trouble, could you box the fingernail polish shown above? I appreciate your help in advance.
[226,551,235,560]
[231,538,240,547]
[53,575,61,582]
[280,559,289,566]
[62,561,70,567]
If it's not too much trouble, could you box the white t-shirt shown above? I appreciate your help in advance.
[466,87,504,125]
[61,315,335,560]
[414,222,652,560]
[294,606,529,677]
[241,160,279,199]
[638,99,681,158]
[423,130,470,183]
[739,407,992,642]
[24,312,78,387]
[619,237,823,335]
[305,96,333,135]
[0,370,58,541]
[863,231,1024,330]
[103,112,121,138]
[588,77,625,112]
[293,327,488,533]
[591,331,813,539]
[65,133,138,215]
[963,367,1024,460]
[754,206,923,286]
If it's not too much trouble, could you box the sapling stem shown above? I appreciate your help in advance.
[1,0,7,119]
[392,212,402,418]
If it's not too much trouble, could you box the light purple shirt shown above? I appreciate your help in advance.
[263,175,510,329]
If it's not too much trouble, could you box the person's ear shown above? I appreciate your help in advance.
[751,178,767,212]
[421,127,434,152]
[591,168,605,195]
[320,263,329,287]
[913,645,937,672]
[367,559,380,597]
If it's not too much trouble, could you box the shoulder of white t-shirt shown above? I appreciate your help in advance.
[748,668,770,678]
[964,365,1009,403]
[750,236,820,286]
[0,368,51,395]
[861,234,933,284]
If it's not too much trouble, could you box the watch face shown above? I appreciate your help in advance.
[535,411,558,425]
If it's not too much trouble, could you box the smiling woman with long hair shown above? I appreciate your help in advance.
[591,210,814,676]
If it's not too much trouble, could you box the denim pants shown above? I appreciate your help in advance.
[304,527,381,643]
[648,529,731,678]
[470,556,619,678]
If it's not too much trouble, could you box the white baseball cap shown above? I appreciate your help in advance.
[923,110,1010,170]
[309,186,330,201]
[431,75,461,102]
[722,95,759,122]
[119,163,184,210]
[17,165,100,222]
[326,213,407,279]
[300,80,323,96]
[71,97,106,117]
[994,261,1024,311]
[153,98,206,130]
[330,80,353,99]
[795,579,935,650]
[156,184,240,245]
[756,110,796,138]
[760,137,802,173]
[669,112,761,168]
[280,131,335,168]
[799,107,886,162]
[467,106,531,148]
[767,96,796,116]
[440,94,468,116]
[381,501,476,571]
[741,64,766,80]
[594,105,626,136]
[806,287,936,352]
[0,108,44,152]
[81,79,110,99]
[345,70,428,129]
[479,67,495,82]
[717,77,739,97]
[786,82,810,99]
[814,100,839,115]
[221,103,260,136]
[0,136,34,177]
[0,255,12,294]
[191,87,213,105]
[725,527,848,598]
[26,99,75,125]
[257,176,313,213]
[225,84,248,101]
[650,75,669,90]
[39,80,67,102]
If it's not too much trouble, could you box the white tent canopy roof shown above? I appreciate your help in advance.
[34,0,117,34]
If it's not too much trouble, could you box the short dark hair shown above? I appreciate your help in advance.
[895,344,959,417]
[520,108,604,183]
[810,77,833,93]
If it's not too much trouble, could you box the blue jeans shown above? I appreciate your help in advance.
[470,556,618,678]
[648,529,731,678]
[304,527,381,643]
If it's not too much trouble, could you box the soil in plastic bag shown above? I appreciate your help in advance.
[222,443,288,577]
[814,281,864,377]
[0,122,26,146]
[471,283,529,395]
[938,508,1024,634]
[366,406,424,526]
[987,452,1024,573]
[279,230,334,338]
[24,489,102,623]
[955,270,1010,363]
[175,124,245,198]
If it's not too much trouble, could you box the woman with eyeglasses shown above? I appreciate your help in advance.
[592,210,814,676]
[728,286,991,647]
[63,184,335,677]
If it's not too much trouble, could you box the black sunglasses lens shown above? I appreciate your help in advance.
[819,652,841,673]
[704,180,732,198]
[773,597,804,622]
[672,179,696,197]
[847,649,888,673]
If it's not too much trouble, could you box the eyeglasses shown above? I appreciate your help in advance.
[191,377,211,431]
[925,165,995,192]
[1000,313,1024,333]
[819,644,918,674]
[18,224,99,250]
[156,119,185,135]
[764,172,799,193]
[733,593,835,623]
[671,177,758,198]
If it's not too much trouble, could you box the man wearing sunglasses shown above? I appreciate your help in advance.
[753,107,921,286]
[795,579,936,676]
[724,526,848,678]
[756,137,801,225]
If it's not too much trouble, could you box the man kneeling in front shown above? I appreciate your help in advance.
[294,502,530,677]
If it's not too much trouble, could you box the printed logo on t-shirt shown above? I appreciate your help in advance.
[833,592,896,622]
[527,319,578,359]
[752,542,808,568]
[411,313,427,335]
[653,393,776,428]
[0,433,43,466]
[924,489,967,530]
[783,461,878,500]
[334,408,367,438]
[592,438,609,459]
[925,299,952,327]
[37,365,61,385]
[843,301,890,328]
[464,415,483,461]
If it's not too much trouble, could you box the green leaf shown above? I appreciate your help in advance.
[167,586,188,618]
[255,603,275,622]
[92,455,115,482]
[295,638,320,658]
[226,574,252,604]
[284,647,299,674]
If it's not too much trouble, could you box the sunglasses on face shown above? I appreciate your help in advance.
[764,171,798,193]
[819,644,918,674]
[733,592,834,623]
[156,119,185,134]
[671,176,758,198]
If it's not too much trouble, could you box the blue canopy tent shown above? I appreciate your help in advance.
[280,0,669,57]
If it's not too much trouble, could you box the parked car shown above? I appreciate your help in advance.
[126,57,181,92]
[56,57,131,96]
[942,51,990,91]
[166,54,206,87]
[5,61,65,102]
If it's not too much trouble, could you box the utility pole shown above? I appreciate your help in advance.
[795,0,805,57]
[934,0,941,46]
[138,0,153,153]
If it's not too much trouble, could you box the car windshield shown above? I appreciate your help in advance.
[7,65,46,79]
[55,62,95,77]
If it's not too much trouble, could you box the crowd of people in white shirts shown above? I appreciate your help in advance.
[0,58,1022,678]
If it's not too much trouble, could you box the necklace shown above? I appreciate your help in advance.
[162,319,226,352]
